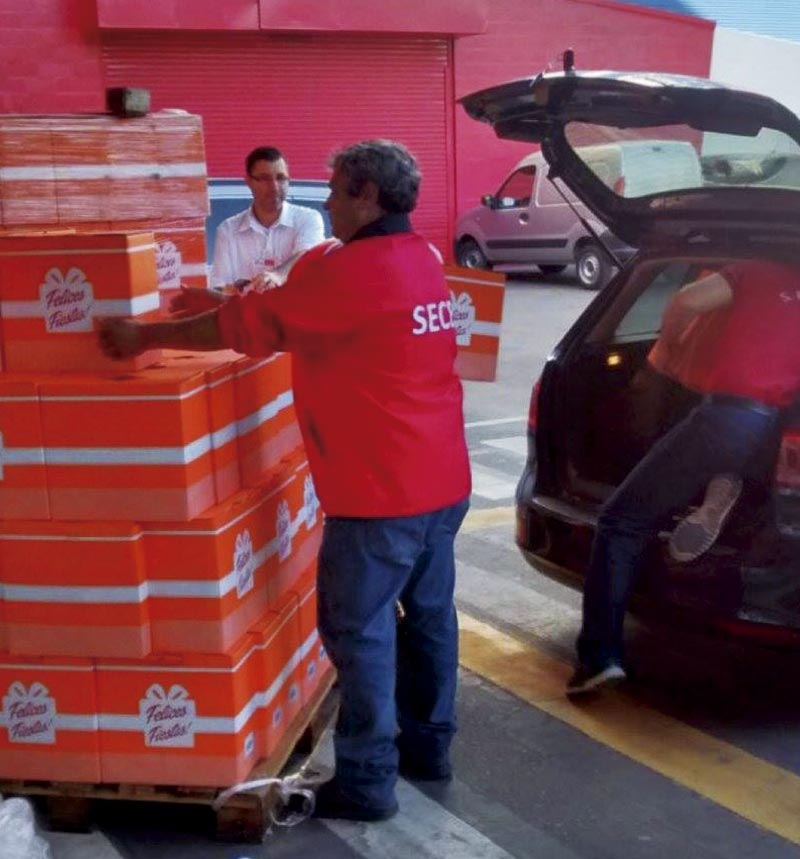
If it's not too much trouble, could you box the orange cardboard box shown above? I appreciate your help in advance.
[444,265,506,382]
[0,521,149,659]
[0,377,50,519]
[0,655,100,781]
[253,594,304,758]
[292,565,334,710]
[160,350,242,502]
[38,365,217,521]
[142,458,320,654]
[95,633,263,787]
[233,353,304,487]
[0,231,162,372]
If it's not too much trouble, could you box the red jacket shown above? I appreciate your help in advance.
[217,231,471,517]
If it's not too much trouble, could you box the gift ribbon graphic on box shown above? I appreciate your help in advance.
[450,291,476,345]
[4,680,57,744]
[39,267,95,333]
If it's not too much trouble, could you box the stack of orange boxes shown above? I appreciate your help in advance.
[0,112,331,787]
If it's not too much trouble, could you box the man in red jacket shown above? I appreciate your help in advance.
[99,139,471,822]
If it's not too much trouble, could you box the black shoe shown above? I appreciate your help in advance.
[398,755,453,783]
[311,779,398,822]
[566,661,626,696]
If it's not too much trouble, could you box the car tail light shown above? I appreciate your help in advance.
[775,428,800,489]
[613,176,626,196]
[528,377,542,432]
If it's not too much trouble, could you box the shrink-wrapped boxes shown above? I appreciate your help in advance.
[254,593,303,758]
[0,112,209,229]
[142,457,320,654]
[0,521,149,659]
[0,656,101,781]
[234,353,303,487]
[95,633,263,786]
[0,118,58,225]
[0,377,50,520]
[0,231,162,372]
[38,365,217,521]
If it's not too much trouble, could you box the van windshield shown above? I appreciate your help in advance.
[564,121,800,198]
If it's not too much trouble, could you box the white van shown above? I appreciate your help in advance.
[454,140,702,288]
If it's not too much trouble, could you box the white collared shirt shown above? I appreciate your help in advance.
[210,202,325,288]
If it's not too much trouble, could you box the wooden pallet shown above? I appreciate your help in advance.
[1,673,337,843]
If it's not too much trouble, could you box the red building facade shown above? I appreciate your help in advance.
[0,0,714,257]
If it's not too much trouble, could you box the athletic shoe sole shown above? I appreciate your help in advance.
[669,473,743,563]
[566,663,627,696]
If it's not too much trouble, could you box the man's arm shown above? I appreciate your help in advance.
[98,311,223,360]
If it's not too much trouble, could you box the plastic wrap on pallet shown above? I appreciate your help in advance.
[0,112,209,229]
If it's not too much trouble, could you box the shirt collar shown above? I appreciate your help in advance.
[240,203,293,233]
[348,212,411,243]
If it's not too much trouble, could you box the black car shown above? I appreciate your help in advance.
[461,69,800,642]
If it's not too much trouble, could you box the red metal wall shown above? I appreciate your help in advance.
[101,31,453,254]
[453,0,715,221]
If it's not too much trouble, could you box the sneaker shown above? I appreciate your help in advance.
[398,755,453,783]
[311,779,399,822]
[566,661,626,696]
[669,473,743,563]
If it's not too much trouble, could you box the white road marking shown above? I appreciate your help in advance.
[465,416,526,429]
[470,463,518,501]
[323,780,520,859]
[480,435,528,457]
[44,830,125,859]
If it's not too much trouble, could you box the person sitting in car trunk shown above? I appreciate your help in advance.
[568,257,800,695]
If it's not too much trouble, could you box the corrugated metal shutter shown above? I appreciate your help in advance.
[102,32,453,254]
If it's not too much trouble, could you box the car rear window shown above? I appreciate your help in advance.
[565,122,800,198]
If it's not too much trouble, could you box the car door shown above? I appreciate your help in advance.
[482,163,537,264]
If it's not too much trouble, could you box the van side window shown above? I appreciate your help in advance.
[536,174,580,206]
[495,165,535,208]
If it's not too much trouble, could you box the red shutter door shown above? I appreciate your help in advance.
[102,32,452,253]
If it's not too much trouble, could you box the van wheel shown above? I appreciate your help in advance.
[538,265,566,276]
[575,242,609,290]
[456,239,489,270]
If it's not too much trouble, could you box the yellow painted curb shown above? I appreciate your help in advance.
[458,611,800,845]
[461,506,516,533]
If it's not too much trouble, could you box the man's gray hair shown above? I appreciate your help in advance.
[330,140,421,214]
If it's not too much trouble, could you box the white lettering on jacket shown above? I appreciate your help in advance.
[411,301,453,335]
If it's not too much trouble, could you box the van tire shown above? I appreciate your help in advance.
[575,241,609,290]
[456,238,489,270]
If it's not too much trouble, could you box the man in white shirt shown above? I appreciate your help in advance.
[210,146,325,292]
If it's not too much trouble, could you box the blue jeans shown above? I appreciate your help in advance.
[317,497,469,810]
[577,397,781,670]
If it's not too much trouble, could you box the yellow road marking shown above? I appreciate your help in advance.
[461,506,516,532]
[458,611,800,845]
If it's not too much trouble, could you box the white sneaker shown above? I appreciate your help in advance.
[669,473,743,563]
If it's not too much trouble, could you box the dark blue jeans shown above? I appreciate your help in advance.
[577,397,781,670]
[316,497,469,810]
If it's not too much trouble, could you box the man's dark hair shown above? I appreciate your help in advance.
[246,147,286,176]
[330,140,421,214]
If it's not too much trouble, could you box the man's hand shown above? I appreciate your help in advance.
[244,271,285,293]
[169,285,227,317]
[97,317,147,360]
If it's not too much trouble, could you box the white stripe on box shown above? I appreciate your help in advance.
[0,713,98,730]
[237,390,294,435]
[446,272,506,289]
[95,630,319,735]
[0,448,45,465]
[210,421,238,449]
[0,532,143,543]
[0,163,207,181]
[3,582,148,605]
[0,243,157,258]
[233,354,280,379]
[43,435,211,466]
[0,293,160,318]
[472,320,502,337]
[40,383,207,402]
[178,263,209,277]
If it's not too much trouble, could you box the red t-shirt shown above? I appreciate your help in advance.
[217,232,471,517]
[676,259,800,407]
